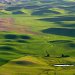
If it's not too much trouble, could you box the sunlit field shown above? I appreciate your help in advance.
[0,0,75,75]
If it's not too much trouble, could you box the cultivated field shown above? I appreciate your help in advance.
[0,0,75,75]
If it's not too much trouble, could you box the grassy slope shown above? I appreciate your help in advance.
[0,14,75,75]
[0,1,75,74]
[0,56,75,75]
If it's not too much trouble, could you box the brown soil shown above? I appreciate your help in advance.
[0,18,38,34]
[0,18,14,31]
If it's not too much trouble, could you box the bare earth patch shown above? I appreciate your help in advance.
[0,18,37,34]
[0,18,14,31]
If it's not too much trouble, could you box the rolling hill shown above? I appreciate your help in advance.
[0,0,75,15]
[0,0,75,75]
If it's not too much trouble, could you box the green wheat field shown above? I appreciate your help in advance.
[0,0,75,75]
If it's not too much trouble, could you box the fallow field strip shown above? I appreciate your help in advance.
[0,18,37,34]
[0,18,14,31]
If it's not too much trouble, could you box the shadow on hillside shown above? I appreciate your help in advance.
[16,40,28,43]
[61,5,75,12]
[0,45,24,54]
[49,40,75,47]
[24,5,40,9]
[69,43,75,48]
[5,6,22,11]
[49,40,75,50]
[61,23,75,27]
[42,28,75,37]
[4,39,28,44]
[32,9,60,15]
[38,16,75,28]
[49,40,73,45]
[20,35,31,39]
[0,58,9,66]
[4,34,18,39]
[51,21,75,28]
[4,40,13,42]
[0,45,35,56]
[11,60,36,66]
[0,45,34,66]
[4,34,31,40]
[39,16,75,22]
[49,40,72,43]
[12,11,25,14]
[0,46,14,51]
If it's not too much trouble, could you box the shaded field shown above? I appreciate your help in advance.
[42,28,75,37]
[39,16,75,22]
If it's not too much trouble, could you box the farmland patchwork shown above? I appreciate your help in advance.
[0,0,75,75]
